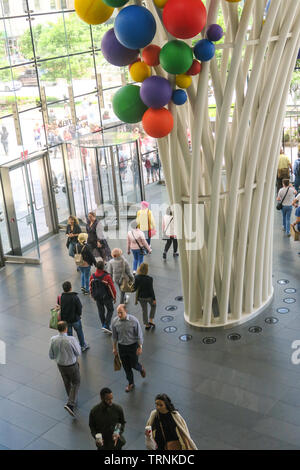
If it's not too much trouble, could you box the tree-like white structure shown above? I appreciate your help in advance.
[144,0,300,327]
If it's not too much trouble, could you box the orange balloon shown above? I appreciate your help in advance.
[142,45,161,66]
[142,108,174,138]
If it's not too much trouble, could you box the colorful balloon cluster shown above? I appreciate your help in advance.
[75,0,224,138]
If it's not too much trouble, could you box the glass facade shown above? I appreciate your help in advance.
[0,0,163,258]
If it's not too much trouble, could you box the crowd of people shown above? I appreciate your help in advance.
[48,201,191,451]
[276,148,300,252]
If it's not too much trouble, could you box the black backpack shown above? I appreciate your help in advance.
[90,273,110,301]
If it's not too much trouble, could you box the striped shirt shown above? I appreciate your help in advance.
[49,333,81,366]
[112,314,143,346]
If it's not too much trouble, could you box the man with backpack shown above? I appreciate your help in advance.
[90,259,116,334]
[293,151,300,193]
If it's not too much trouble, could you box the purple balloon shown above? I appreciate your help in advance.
[101,28,139,67]
[140,76,172,109]
[206,24,223,42]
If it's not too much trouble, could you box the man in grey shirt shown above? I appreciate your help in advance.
[112,304,146,392]
[49,321,81,417]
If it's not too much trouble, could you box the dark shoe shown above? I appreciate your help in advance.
[81,344,90,352]
[83,289,90,295]
[145,324,151,330]
[125,384,135,393]
[173,252,179,257]
[64,404,75,417]
[140,366,146,378]
[80,287,85,292]
[287,233,291,237]
[163,252,166,260]
[149,322,156,329]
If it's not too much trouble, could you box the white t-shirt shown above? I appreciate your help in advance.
[277,186,295,206]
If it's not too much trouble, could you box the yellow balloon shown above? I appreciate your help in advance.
[153,0,168,8]
[130,62,151,83]
[75,0,114,25]
[176,74,192,89]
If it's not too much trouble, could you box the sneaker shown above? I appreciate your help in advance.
[83,289,90,295]
[125,383,135,393]
[80,287,85,292]
[282,227,286,232]
[163,252,166,260]
[145,324,151,330]
[81,344,90,352]
[102,326,112,334]
[133,271,136,275]
[124,294,130,304]
[173,252,179,257]
[64,404,75,417]
[140,366,146,378]
[287,233,291,237]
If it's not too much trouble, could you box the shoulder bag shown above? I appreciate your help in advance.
[276,187,290,210]
[74,244,86,266]
[162,216,174,240]
[158,414,182,451]
[120,259,135,293]
[131,230,147,256]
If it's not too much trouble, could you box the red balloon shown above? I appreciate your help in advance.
[186,59,202,75]
[163,0,207,39]
[142,108,174,138]
[142,44,161,66]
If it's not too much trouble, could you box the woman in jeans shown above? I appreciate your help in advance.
[133,262,156,330]
[276,179,296,237]
[75,233,96,294]
[145,394,197,450]
[127,224,151,274]
[66,215,81,258]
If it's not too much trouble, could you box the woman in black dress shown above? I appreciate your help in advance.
[86,211,111,262]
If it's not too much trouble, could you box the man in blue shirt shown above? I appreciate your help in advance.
[112,304,146,392]
[49,321,81,417]
[293,152,300,193]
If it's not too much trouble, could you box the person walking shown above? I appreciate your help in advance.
[145,394,197,450]
[136,201,156,247]
[86,211,111,262]
[276,179,296,237]
[0,125,9,155]
[133,263,156,330]
[90,259,116,333]
[89,387,126,450]
[293,151,300,194]
[76,233,96,294]
[59,281,89,352]
[277,148,292,192]
[162,206,179,259]
[112,304,146,393]
[107,248,134,303]
[66,215,81,258]
[127,224,151,274]
[49,321,81,417]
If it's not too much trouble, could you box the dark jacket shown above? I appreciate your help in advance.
[60,292,82,324]
[89,402,126,450]
[86,220,98,250]
[75,242,96,267]
[66,223,81,246]
[133,274,155,300]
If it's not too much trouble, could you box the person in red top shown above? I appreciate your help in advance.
[90,260,116,334]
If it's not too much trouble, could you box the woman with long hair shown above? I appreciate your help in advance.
[145,394,197,450]
[66,215,81,258]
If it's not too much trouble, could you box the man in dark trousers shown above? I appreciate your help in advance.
[89,387,126,450]
[59,281,89,352]
[49,321,81,417]
[90,259,116,333]
[112,304,146,392]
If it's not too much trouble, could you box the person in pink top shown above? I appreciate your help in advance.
[127,224,151,274]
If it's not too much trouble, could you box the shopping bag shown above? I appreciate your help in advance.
[49,307,60,330]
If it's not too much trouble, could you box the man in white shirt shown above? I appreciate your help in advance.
[49,321,81,417]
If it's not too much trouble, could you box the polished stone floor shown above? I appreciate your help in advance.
[0,210,300,450]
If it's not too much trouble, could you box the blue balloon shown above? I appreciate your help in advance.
[115,5,156,50]
[172,89,187,106]
[194,39,215,62]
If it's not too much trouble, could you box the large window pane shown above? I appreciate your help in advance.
[41,57,71,101]
[31,14,68,60]
[64,12,91,54]
[19,108,46,152]
[0,116,17,164]
[71,54,96,96]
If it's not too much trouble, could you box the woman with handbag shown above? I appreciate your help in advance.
[66,215,81,258]
[136,201,156,247]
[75,233,97,295]
[86,211,111,261]
[145,394,197,451]
[162,207,179,260]
[107,248,134,304]
[276,179,296,237]
[127,224,151,274]
[133,262,156,330]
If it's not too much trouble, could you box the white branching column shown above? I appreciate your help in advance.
[145,0,300,327]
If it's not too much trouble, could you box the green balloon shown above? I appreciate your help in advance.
[102,0,129,7]
[113,85,148,124]
[160,40,193,75]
